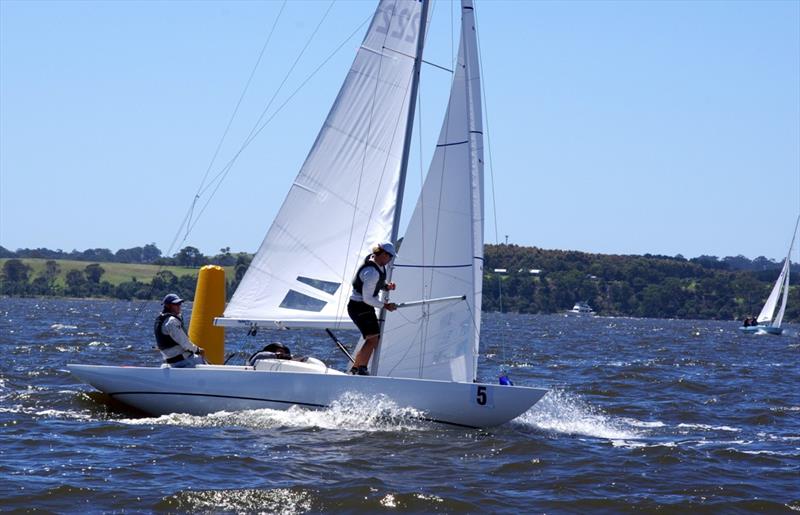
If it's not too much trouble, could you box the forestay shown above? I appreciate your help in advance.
[221,0,426,328]
[373,0,484,383]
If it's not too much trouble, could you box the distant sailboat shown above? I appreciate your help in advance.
[740,216,800,335]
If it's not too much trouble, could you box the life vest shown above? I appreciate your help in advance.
[352,256,387,298]
[154,312,189,364]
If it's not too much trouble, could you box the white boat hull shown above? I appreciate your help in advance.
[739,325,783,335]
[68,363,547,428]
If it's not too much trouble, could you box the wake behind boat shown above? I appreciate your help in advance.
[68,0,548,428]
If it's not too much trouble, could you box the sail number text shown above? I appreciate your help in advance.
[473,385,493,408]
[375,8,420,44]
[476,386,487,405]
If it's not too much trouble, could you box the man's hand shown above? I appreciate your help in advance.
[385,282,396,291]
[384,302,398,312]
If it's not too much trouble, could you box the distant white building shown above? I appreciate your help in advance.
[493,268,541,274]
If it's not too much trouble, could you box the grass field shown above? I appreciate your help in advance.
[0,258,235,287]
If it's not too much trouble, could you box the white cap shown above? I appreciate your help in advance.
[378,241,396,257]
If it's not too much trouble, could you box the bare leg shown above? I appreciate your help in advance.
[354,334,379,369]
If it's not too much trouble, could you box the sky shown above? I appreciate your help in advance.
[1,0,798,261]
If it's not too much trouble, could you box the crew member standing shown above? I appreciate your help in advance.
[154,293,206,368]
[347,242,398,375]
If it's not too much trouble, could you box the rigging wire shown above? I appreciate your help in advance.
[125,2,290,333]
[473,0,511,375]
[197,0,338,202]
[184,8,373,238]
[124,4,370,337]
[186,0,289,239]
[186,0,339,236]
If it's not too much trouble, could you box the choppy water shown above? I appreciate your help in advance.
[0,297,797,512]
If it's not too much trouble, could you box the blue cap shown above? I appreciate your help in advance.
[162,293,184,305]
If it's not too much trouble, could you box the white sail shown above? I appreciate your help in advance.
[773,262,790,328]
[222,0,426,328]
[757,258,789,325]
[756,215,799,327]
[374,0,483,382]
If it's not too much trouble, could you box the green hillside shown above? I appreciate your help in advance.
[0,258,231,287]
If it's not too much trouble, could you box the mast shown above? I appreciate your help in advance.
[390,0,431,243]
[462,0,484,381]
[372,0,430,374]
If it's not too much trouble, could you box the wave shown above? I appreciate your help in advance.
[157,487,315,513]
[116,392,428,432]
[513,389,647,440]
[50,324,78,331]
[676,423,741,432]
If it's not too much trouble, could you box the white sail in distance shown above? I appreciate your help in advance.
[757,215,800,327]
[773,261,790,328]
[758,216,800,327]
[374,0,484,382]
[222,0,426,328]
[757,259,789,325]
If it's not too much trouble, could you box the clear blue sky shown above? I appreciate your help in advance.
[1,0,798,261]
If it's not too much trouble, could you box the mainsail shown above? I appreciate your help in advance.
[757,259,789,325]
[373,0,484,382]
[221,0,426,328]
[756,215,800,327]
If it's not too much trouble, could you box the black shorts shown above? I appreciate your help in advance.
[347,300,380,337]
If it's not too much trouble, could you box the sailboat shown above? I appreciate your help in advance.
[740,216,799,335]
[68,0,548,428]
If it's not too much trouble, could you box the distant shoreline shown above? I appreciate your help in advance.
[2,246,794,322]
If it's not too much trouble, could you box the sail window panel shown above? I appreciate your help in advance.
[296,276,340,295]
[279,290,327,312]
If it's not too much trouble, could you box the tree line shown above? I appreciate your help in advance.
[482,245,798,321]
[1,243,796,322]
[0,244,239,267]
[0,246,252,302]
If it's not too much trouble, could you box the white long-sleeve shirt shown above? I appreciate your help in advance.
[162,316,201,355]
[350,265,387,309]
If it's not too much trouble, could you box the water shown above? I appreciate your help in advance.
[1,298,798,512]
